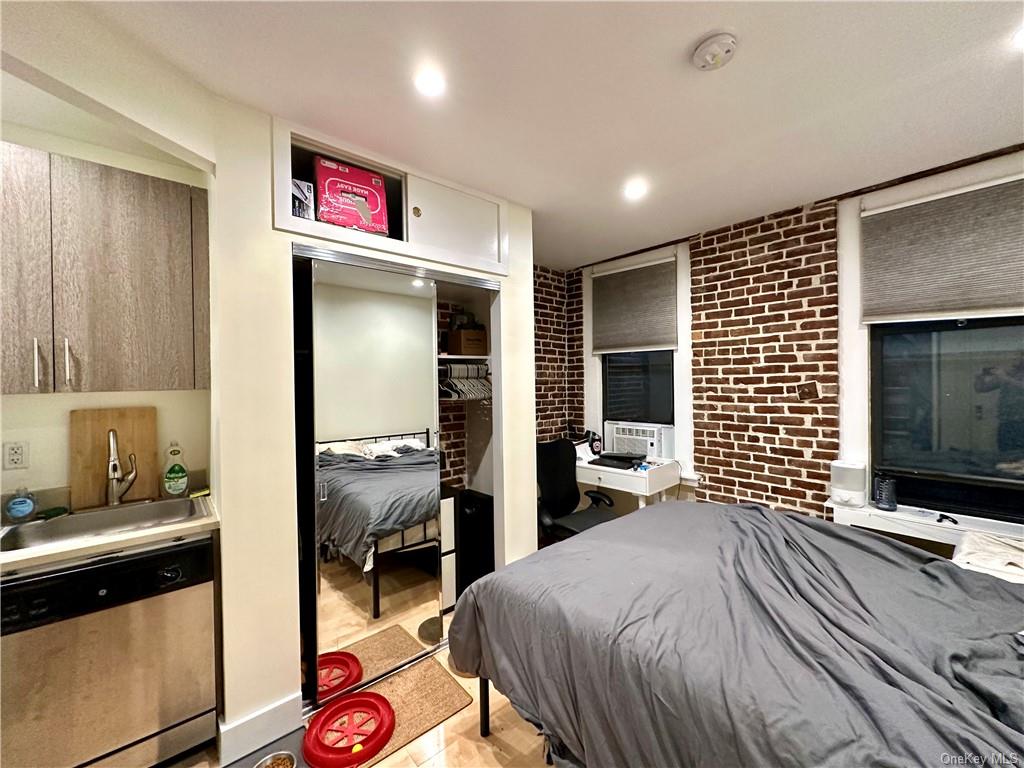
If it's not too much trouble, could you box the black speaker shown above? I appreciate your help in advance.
[455,489,494,599]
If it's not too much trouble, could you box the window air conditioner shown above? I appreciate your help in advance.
[603,421,675,459]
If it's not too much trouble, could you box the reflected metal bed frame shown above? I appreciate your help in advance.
[316,427,436,619]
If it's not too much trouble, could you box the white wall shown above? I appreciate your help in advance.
[2,12,539,762]
[0,2,216,170]
[1,391,210,493]
[490,203,538,567]
[204,96,303,757]
[313,284,435,440]
[836,197,871,467]
[672,243,695,477]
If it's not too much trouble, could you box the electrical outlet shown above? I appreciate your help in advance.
[3,441,29,470]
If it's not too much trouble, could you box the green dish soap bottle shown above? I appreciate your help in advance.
[162,441,190,498]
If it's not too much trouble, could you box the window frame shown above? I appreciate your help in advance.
[601,350,675,427]
[869,316,1024,522]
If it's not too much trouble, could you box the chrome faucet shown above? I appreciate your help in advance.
[106,429,137,505]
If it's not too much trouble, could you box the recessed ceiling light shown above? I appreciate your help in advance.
[411,278,425,288]
[1013,26,1024,51]
[623,176,650,202]
[414,66,446,98]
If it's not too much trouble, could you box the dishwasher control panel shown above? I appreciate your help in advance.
[1,538,214,635]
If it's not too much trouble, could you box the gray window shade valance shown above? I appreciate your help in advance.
[861,179,1024,321]
[592,260,677,353]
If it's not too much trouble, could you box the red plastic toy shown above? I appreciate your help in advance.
[316,652,363,699]
[303,691,395,768]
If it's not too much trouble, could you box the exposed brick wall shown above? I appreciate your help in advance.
[438,301,467,488]
[532,265,587,442]
[535,265,569,442]
[689,201,840,516]
[565,269,584,437]
[439,400,467,488]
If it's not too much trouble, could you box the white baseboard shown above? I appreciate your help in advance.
[218,690,303,765]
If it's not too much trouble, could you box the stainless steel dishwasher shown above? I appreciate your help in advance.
[1,535,216,768]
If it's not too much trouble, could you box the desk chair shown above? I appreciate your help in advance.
[537,439,617,539]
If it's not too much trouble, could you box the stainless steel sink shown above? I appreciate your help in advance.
[1,498,204,552]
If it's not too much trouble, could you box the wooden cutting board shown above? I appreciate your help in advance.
[69,407,159,510]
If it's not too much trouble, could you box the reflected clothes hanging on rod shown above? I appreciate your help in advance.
[439,362,491,401]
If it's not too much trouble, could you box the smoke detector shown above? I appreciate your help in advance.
[692,33,737,71]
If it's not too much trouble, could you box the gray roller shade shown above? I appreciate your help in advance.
[861,179,1024,321]
[592,260,677,352]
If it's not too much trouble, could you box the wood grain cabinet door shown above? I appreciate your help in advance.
[2,142,54,394]
[191,187,210,390]
[50,155,195,391]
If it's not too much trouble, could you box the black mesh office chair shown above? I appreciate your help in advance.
[537,439,617,539]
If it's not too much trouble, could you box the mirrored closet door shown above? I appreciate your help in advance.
[294,257,442,706]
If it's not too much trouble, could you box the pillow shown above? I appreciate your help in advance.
[317,440,368,457]
[363,442,400,458]
[363,438,427,458]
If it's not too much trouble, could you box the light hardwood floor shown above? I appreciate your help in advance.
[169,555,543,767]
[373,649,545,768]
[171,649,543,768]
[318,555,440,652]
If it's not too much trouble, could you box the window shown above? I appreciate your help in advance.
[870,318,1024,522]
[602,351,674,425]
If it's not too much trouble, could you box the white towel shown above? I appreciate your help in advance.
[953,531,1024,582]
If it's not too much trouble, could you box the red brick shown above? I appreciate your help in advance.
[692,200,838,516]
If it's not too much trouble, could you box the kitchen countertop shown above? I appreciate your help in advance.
[0,496,220,576]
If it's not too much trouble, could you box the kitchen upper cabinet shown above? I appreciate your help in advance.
[2,143,54,394]
[406,175,501,267]
[191,188,210,390]
[50,155,196,392]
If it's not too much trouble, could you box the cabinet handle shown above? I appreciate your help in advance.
[32,337,40,389]
[63,338,71,387]
[319,482,327,502]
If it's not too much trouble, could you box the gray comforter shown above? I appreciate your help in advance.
[449,502,1024,767]
[317,449,439,569]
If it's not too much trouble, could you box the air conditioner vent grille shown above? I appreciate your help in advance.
[605,421,675,459]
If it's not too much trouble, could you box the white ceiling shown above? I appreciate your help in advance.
[88,2,1024,270]
[0,71,192,167]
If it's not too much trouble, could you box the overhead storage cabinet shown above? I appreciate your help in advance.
[406,175,500,269]
[272,120,510,276]
[2,143,54,394]
[51,156,196,392]
[1,141,210,394]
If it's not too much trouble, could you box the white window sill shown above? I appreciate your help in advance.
[828,500,1023,546]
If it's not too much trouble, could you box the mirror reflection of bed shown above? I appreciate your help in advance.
[315,430,441,649]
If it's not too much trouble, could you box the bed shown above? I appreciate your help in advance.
[316,429,440,618]
[449,501,1024,767]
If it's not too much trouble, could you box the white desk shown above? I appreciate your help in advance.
[575,457,695,508]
